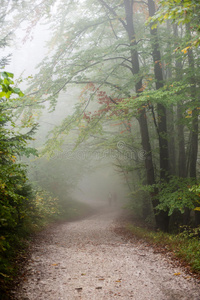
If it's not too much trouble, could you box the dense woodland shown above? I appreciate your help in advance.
[0,0,200,291]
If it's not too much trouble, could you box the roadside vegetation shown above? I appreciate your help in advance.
[0,72,92,298]
[127,223,200,275]
[0,185,91,299]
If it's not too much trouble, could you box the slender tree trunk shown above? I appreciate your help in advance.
[177,105,187,177]
[167,107,176,175]
[173,24,187,178]
[148,0,169,182]
[189,108,199,178]
[185,24,199,178]
[185,25,199,225]
[124,0,155,186]
[147,0,170,231]
[186,24,199,224]
[172,25,190,224]
[165,21,176,175]
[123,0,169,231]
[99,1,156,216]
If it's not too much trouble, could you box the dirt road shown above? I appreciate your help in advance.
[13,209,200,299]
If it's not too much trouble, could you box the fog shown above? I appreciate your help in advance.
[3,24,49,82]
[1,4,200,297]
[0,1,133,215]
[2,0,197,232]
[72,166,129,208]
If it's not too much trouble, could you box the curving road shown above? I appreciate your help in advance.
[13,209,200,299]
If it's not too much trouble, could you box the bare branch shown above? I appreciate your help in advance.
[98,0,127,30]
[121,62,133,72]
[133,0,148,6]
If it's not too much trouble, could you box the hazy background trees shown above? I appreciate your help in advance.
[1,0,200,238]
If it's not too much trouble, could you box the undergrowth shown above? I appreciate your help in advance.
[0,195,93,299]
[127,224,200,274]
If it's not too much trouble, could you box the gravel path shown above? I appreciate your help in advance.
[13,209,200,300]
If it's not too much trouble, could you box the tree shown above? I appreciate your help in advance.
[24,0,165,227]
[148,0,200,48]
[0,71,37,241]
[148,0,200,224]
[5,0,199,230]
[148,0,169,180]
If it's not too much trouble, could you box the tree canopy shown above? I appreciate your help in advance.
[0,0,200,232]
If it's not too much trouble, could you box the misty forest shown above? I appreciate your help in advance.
[0,0,200,299]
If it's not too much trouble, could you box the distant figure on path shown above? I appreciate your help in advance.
[108,192,112,206]
[113,192,117,206]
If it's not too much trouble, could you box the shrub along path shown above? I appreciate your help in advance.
[12,208,200,299]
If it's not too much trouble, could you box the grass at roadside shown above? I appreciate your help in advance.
[127,224,200,275]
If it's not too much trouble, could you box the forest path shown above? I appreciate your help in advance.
[14,208,200,300]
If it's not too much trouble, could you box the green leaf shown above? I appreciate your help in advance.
[0,71,14,79]
[0,91,7,97]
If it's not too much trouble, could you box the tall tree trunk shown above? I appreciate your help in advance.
[147,0,170,231]
[165,21,176,175]
[189,108,199,178]
[177,105,187,177]
[167,107,176,175]
[172,25,190,225]
[185,24,198,178]
[185,24,199,224]
[173,24,187,178]
[187,61,198,177]
[124,0,169,231]
[148,0,169,182]
[124,0,155,186]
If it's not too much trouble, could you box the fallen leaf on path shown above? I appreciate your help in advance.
[174,272,181,276]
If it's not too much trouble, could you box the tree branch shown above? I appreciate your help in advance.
[98,0,127,30]
[133,0,148,6]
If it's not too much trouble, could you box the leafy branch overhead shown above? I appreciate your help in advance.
[147,0,200,48]
[1,0,199,234]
